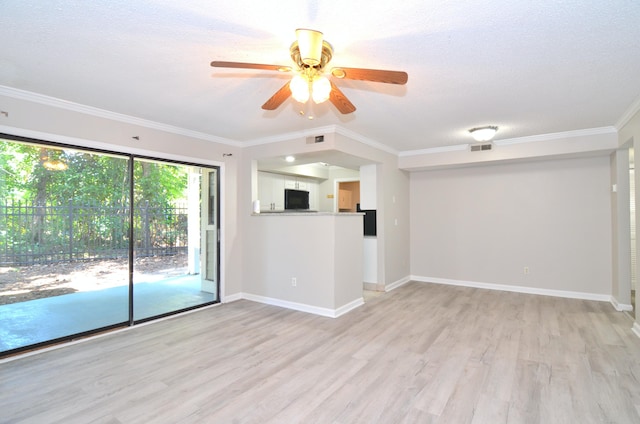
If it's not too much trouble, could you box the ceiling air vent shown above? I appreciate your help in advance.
[470,143,493,152]
[306,135,325,144]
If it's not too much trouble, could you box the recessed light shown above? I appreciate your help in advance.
[285,156,295,163]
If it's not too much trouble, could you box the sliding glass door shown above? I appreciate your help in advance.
[0,139,131,351]
[0,135,220,355]
[132,160,218,321]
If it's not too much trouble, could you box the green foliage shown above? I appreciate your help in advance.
[134,160,188,208]
[1,138,193,264]
[0,140,39,199]
[1,139,189,206]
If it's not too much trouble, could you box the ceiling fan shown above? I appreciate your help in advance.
[210,29,408,115]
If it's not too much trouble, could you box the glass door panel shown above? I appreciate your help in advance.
[201,169,218,297]
[132,160,217,321]
[0,139,130,353]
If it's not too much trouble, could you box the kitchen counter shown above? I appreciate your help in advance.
[243,212,364,317]
[254,211,363,216]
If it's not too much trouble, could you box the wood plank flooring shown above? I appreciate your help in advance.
[2,282,640,423]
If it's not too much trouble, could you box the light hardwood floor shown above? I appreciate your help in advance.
[2,282,640,423]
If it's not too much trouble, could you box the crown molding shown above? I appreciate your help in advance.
[399,144,468,157]
[0,125,225,168]
[0,84,397,155]
[0,85,241,147]
[243,125,340,146]
[1,85,626,159]
[398,127,617,158]
[493,126,617,146]
[333,126,399,155]
[616,94,640,130]
[245,124,399,155]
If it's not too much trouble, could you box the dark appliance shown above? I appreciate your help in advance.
[284,189,310,210]
[357,204,377,236]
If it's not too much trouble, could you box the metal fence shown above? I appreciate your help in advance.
[0,199,188,266]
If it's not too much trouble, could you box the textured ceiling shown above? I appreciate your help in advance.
[1,1,640,152]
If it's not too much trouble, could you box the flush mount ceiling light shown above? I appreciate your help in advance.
[469,126,498,142]
[285,155,295,163]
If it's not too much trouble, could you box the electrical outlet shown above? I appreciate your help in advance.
[291,277,297,287]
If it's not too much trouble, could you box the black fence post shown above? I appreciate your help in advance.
[68,200,74,261]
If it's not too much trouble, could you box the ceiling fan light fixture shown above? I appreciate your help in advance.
[312,76,331,104]
[469,126,498,142]
[296,29,323,66]
[290,74,310,103]
[212,29,407,115]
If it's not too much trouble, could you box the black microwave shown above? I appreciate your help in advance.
[284,189,309,210]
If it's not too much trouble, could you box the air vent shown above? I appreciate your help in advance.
[306,135,325,144]
[470,143,493,152]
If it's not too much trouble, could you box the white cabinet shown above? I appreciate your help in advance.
[284,176,309,190]
[259,172,319,211]
[258,172,285,211]
[307,180,317,210]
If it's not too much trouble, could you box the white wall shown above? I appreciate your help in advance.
[382,164,411,287]
[242,214,363,315]
[410,155,613,296]
[610,148,632,310]
[332,133,411,288]
[619,107,640,329]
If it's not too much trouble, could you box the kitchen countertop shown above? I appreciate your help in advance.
[253,211,363,216]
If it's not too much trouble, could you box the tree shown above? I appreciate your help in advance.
[1,137,190,262]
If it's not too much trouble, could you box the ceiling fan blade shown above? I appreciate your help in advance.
[262,82,292,110]
[331,67,408,85]
[329,81,356,114]
[211,61,292,72]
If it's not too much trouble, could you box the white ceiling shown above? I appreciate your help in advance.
[1,1,640,153]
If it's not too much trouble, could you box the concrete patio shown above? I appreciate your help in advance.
[0,275,216,353]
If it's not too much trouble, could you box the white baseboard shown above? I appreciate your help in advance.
[222,292,242,303]
[411,275,612,302]
[334,298,365,317]
[385,276,411,292]
[610,296,634,312]
[363,282,384,292]
[240,293,363,318]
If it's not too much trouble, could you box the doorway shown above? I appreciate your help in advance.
[132,160,219,322]
[337,181,360,212]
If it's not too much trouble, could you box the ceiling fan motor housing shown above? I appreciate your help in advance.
[290,40,333,72]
